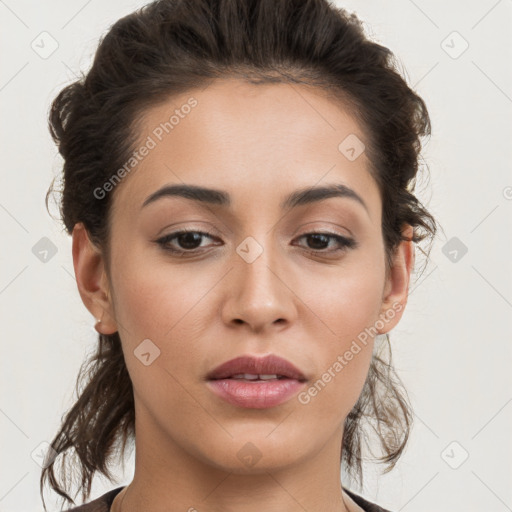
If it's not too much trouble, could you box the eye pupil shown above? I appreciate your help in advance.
[307,234,329,250]
[178,232,202,249]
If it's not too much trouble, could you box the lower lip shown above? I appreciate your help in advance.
[206,378,307,409]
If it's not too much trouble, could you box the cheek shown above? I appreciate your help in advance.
[111,249,209,338]
[303,252,385,343]
[110,260,209,417]
[297,254,384,417]
[296,279,378,429]
[109,252,219,381]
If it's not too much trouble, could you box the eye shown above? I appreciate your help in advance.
[155,229,219,256]
[294,231,357,255]
[155,229,357,257]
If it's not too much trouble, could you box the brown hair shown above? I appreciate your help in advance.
[42,0,437,508]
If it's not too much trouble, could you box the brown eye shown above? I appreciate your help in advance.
[156,229,218,255]
[295,232,357,254]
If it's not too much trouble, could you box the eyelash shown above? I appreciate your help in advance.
[155,228,357,257]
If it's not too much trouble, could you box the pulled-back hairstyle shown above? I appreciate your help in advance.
[42,0,437,508]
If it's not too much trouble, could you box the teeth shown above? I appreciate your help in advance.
[231,373,282,380]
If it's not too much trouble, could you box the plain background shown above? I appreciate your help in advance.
[1,1,511,511]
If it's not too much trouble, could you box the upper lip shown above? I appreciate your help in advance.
[206,354,307,381]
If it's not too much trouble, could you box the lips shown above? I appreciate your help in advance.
[206,354,307,382]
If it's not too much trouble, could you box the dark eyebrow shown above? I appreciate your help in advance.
[141,183,368,213]
[142,184,229,209]
[280,183,368,213]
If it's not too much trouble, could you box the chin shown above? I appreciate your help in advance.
[196,433,313,474]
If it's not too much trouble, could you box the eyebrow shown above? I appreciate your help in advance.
[141,183,369,213]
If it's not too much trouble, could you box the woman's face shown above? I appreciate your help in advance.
[75,78,412,475]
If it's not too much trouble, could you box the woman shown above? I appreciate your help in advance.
[41,0,437,510]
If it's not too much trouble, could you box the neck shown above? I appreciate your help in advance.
[112,404,359,512]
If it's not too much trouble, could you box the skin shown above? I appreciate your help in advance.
[72,78,414,512]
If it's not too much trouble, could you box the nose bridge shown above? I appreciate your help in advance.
[221,232,296,331]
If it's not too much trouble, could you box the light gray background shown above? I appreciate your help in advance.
[1,1,511,511]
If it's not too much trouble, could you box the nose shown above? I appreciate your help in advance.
[220,242,298,334]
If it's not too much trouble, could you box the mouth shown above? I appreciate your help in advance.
[206,354,308,382]
[210,374,299,381]
[205,354,308,409]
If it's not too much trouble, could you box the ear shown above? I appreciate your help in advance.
[72,222,118,335]
[376,223,415,334]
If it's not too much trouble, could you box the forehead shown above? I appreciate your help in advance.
[110,78,380,221]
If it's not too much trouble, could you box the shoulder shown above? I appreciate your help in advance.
[343,487,394,512]
[64,487,125,512]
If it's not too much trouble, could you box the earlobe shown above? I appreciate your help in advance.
[377,224,415,334]
[72,223,118,335]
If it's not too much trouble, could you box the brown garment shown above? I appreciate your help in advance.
[64,487,123,511]
[65,485,393,511]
